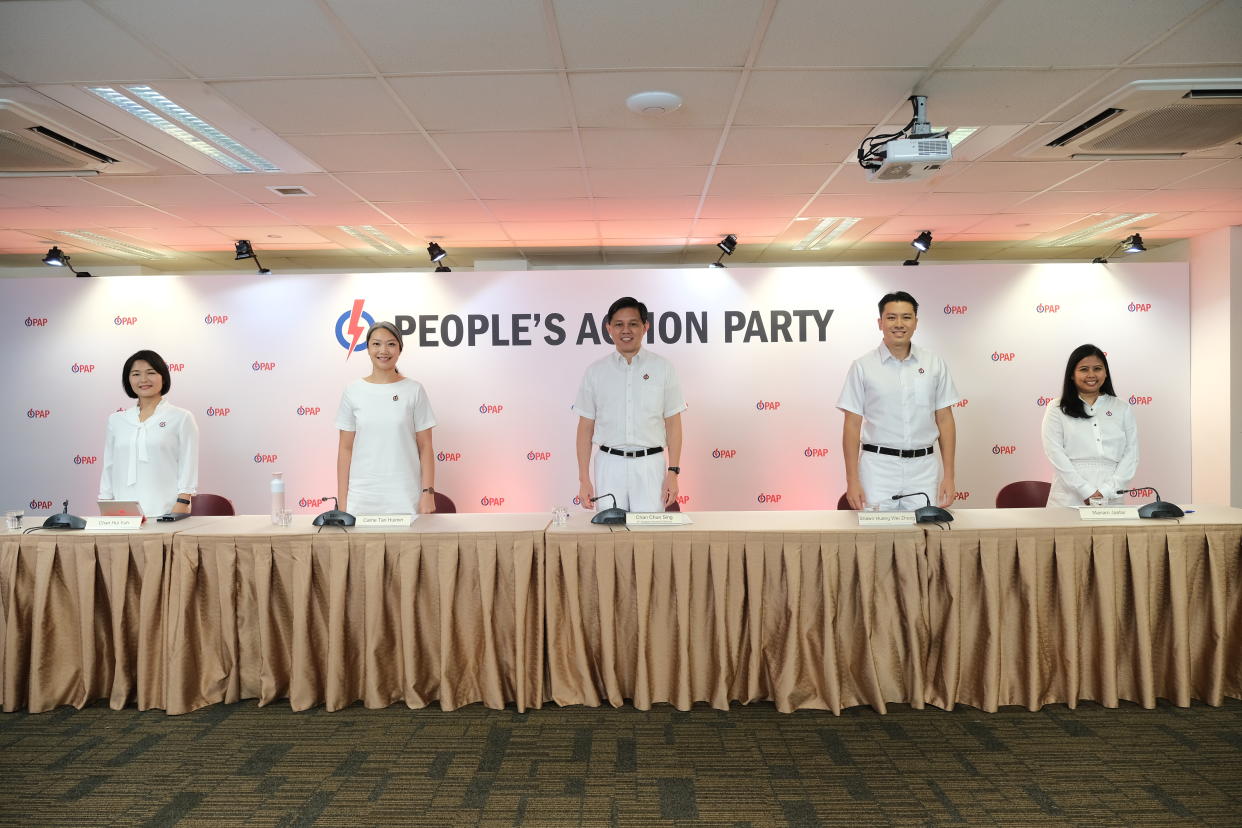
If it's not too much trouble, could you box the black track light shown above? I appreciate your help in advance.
[42,246,91,277]
[1093,232,1147,264]
[427,242,447,263]
[911,230,933,252]
[234,239,271,274]
[709,234,738,267]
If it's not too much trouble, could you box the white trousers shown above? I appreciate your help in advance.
[859,451,942,511]
[592,448,666,512]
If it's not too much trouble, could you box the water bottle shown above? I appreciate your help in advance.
[270,472,285,524]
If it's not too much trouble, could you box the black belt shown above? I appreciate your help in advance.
[863,444,934,459]
[599,445,664,458]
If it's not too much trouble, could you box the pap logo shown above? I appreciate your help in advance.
[251,361,276,372]
[436,451,462,462]
[526,451,552,461]
[479,404,504,414]
[73,454,97,465]
[572,495,582,505]
[252,453,279,463]
[203,314,230,325]
[1128,395,1153,405]
[24,317,48,327]
[27,409,50,419]
[954,491,970,502]
[113,316,138,326]
[479,496,506,507]
[953,399,969,408]
[206,407,231,417]
[1036,396,1055,407]
[298,497,325,508]
[1035,303,1060,313]
[70,363,95,373]
[712,448,737,459]
[29,499,54,511]
[1127,487,1155,498]
[296,406,321,416]
[991,352,1015,362]
[803,447,830,458]
[755,400,781,411]
[1127,302,1152,313]
[756,493,783,504]
[335,298,375,357]
[676,495,689,505]
[943,305,968,315]
[992,445,1017,455]
[168,363,184,372]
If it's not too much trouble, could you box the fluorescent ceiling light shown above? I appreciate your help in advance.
[943,127,978,146]
[1039,213,1157,247]
[793,217,860,250]
[339,225,412,255]
[86,86,280,173]
[57,230,166,259]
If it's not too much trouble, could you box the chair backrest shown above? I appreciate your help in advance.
[192,493,236,516]
[433,492,457,514]
[995,480,1051,508]
[665,501,680,512]
[836,493,851,510]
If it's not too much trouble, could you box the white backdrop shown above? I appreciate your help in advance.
[2,262,1189,516]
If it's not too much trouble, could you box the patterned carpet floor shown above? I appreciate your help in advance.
[2,697,1241,827]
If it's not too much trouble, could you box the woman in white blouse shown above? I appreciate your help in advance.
[336,322,437,515]
[1041,344,1138,506]
[98,350,199,516]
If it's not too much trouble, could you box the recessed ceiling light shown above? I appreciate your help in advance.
[792,217,861,250]
[1039,213,1157,247]
[339,225,412,255]
[56,230,166,259]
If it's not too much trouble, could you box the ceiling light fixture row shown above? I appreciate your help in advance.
[709,235,738,268]
[234,239,271,275]
[427,242,451,272]
[1091,233,1146,264]
[904,231,933,266]
[41,246,92,278]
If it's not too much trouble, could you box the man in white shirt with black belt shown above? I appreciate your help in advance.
[837,291,961,511]
[574,296,687,512]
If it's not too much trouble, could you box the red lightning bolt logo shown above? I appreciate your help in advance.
[345,299,367,359]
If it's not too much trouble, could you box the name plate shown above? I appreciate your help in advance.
[354,514,414,528]
[85,516,143,531]
[1079,506,1140,520]
[856,511,916,526]
[626,512,692,526]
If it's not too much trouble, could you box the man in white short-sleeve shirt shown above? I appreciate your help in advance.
[836,291,961,511]
[573,296,687,513]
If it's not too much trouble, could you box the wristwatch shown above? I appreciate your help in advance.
[176,497,191,505]
[667,466,680,474]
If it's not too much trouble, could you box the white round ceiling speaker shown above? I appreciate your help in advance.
[625,91,684,115]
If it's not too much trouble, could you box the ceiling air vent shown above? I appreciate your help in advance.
[1021,79,1242,160]
[0,101,121,174]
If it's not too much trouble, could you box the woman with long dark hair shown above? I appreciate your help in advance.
[1041,344,1138,506]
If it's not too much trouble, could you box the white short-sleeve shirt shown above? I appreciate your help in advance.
[98,399,199,517]
[572,349,687,448]
[336,377,436,514]
[1041,394,1139,506]
[836,343,960,449]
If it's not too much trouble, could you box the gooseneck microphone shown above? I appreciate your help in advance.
[1116,486,1184,519]
[590,493,628,525]
[313,495,356,527]
[891,491,954,524]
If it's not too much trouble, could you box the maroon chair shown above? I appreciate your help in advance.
[191,493,235,516]
[836,493,851,510]
[432,492,457,513]
[665,501,681,512]
[995,480,1051,508]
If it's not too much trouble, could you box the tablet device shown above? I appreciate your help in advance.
[98,500,145,519]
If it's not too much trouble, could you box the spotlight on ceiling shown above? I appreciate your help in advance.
[41,246,92,277]
[1092,232,1147,264]
[234,239,271,274]
[904,231,932,266]
[709,234,738,268]
[427,242,447,263]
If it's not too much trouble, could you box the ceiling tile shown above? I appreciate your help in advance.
[588,167,708,198]
[463,169,589,200]
[1170,160,1242,190]
[553,0,763,69]
[569,71,741,128]
[486,200,595,221]
[45,205,193,228]
[708,165,833,196]
[0,177,137,207]
[1108,190,1239,213]
[388,74,570,132]
[284,134,447,173]
[327,0,557,72]
[165,204,294,225]
[97,0,368,77]
[380,202,496,223]
[1057,159,1225,191]
[1000,190,1129,214]
[108,227,234,246]
[268,201,393,224]
[698,195,812,218]
[691,218,790,237]
[821,163,937,194]
[503,221,598,240]
[92,176,252,206]
[1138,2,1242,64]
[968,213,1091,233]
[205,226,333,244]
[334,172,474,201]
[211,79,413,134]
[801,192,922,216]
[719,127,869,165]
[398,222,507,242]
[211,174,360,203]
[918,69,1111,126]
[873,215,986,235]
[901,191,1030,214]
[932,161,1092,192]
[434,131,581,171]
[593,197,701,220]
[758,0,994,67]
[596,220,692,238]
[1145,211,1242,231]
[580,128,722,168]
[735,70,924,126]
[0,0,185,83]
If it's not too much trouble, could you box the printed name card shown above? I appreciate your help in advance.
[626,512,693,526]
[856,511,916,526]
[354,514,414,528]
[84,516,144,531]
[1078,506,1140,521]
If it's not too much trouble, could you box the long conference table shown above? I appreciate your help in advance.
[2,507,1239,716]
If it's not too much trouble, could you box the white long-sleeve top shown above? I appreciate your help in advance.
[98,399,199,516]
[1041,394,1138,506]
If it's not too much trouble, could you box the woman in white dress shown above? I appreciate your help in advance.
[98,349,199,516]
[336,322,437,514]
[1041,344,1139,507]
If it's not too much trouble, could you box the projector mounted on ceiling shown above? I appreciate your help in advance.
[858,95,953,182]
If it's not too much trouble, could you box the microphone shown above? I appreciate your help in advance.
[313,494,356,527]
[1115,486,1184,519]
[42,499,86,530]
[891,491,954,524]
[589,492,628,525]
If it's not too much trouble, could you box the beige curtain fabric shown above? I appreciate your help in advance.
[165,530,545,714]
[545,529,928,713]
[0,533,171,713]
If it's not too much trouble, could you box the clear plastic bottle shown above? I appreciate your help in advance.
[270,473,285,524]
